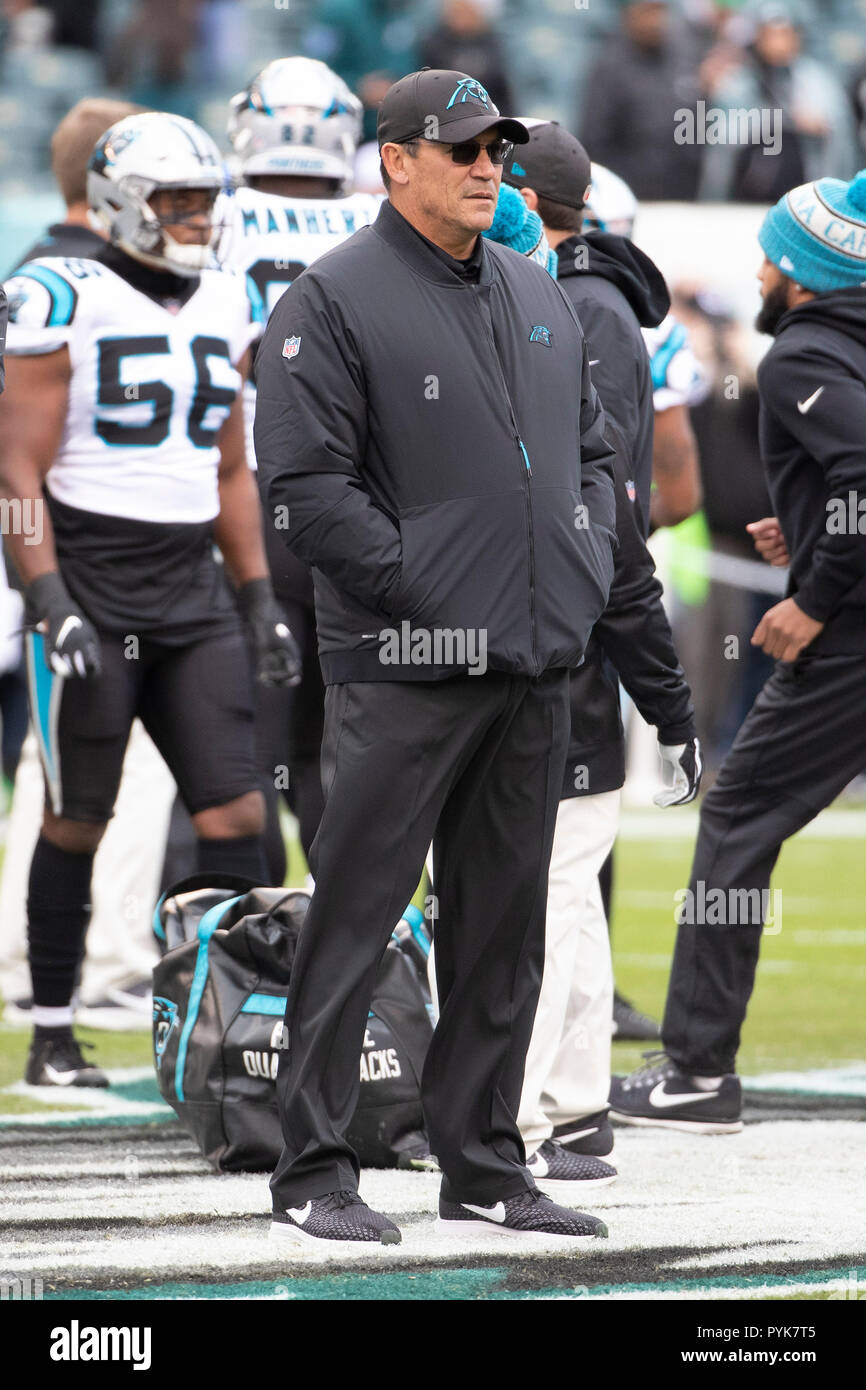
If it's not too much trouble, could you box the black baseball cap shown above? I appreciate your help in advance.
[502,120,592,211]
[377,69,529,148]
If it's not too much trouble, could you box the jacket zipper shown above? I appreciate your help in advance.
[470,287,539,675]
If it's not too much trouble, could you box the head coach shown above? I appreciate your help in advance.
[254,68,617,1245]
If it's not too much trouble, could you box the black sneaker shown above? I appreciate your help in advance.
[609,1051,742,1133]
[612,991,661,1041]
[270,1190,402,1246]
[552,1109,615,1158]
[437,1180,608,1242]
[24,1027,109,1088]
[526,1139,616,1186]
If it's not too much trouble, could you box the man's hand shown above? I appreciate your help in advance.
[653,737,702,807]
[746,516,790,567]
[237,578,302,687]
[25,572,101,678]
[751,597,823,662]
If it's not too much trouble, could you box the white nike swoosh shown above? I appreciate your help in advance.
[287,1202,312,1225]
[463,1201,507,1223]
[43,1065,78,1086]
[589,359,600,366]
[648,1081,719,1109]
[56,615,83,647]
[556,1124,599,1143]
[797,386,824,414]
[526,1151,549,1177]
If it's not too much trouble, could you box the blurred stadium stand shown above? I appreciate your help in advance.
[1,0,865,270]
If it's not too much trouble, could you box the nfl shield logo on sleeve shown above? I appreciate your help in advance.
[282,336,301,359]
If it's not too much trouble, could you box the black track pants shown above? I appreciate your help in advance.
[663,654,866,1075]
[270,671,570,1208]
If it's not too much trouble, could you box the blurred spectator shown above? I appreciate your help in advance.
[0,0,53,50]
[699,0,858,201]
[579,1,704,201]
[41,0,102,50]
[419,1,513,114]
[850,56,866,163]
[303,0,420,142]
[197,0,247,85]
[106,0,202,117]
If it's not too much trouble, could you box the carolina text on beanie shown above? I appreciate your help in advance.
[759,168,866,292]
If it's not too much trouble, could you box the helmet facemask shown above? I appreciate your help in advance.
[101,176,228,275]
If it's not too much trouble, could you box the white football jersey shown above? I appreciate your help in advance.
[642,313,709,414]
[3,255,258,524]
[228,184,382,319]
[226,185,382,463]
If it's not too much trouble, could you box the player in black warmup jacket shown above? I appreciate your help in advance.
[612,167,866,1131]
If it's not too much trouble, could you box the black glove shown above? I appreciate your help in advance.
[25,572,101,678]
[653,737,702,807]
[237,578,302,687]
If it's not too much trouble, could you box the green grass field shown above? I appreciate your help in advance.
[610,829,865,1078]
[2,824,862,1111]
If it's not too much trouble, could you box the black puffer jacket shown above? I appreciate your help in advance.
[254,200,617,683]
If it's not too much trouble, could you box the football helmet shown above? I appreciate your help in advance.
[87,112,228,276]
[583,163,638,238]
[227,57,362,191]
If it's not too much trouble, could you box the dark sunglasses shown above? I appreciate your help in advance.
[418,137,514,166]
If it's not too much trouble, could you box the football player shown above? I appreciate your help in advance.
[0,112,300,1086]
[1,96,164,1032]
[225,57,381,867]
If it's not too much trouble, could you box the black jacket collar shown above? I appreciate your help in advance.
[372,199,494,288]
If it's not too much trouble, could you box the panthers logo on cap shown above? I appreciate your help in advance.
[446,78,492,110]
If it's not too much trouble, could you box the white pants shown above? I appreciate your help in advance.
[0,722,175,1005]
[517,790,621,1154]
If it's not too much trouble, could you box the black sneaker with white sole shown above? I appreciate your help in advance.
[526,1139,616,1185]
[24,1027,109,1088]
[609,1051,742,1133]
[437,1179,608,1241]
[271,1190,402,1246]
[552,1108,615,1158]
